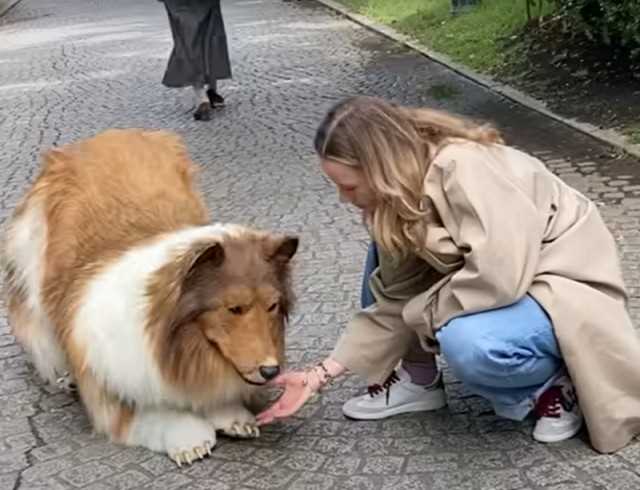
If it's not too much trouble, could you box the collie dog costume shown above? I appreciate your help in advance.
[2,129,298,466]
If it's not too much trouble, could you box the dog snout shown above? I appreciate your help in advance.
[259,365,280,381]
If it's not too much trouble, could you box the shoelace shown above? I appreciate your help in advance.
[367,371,400,405]
[534,385,577,418]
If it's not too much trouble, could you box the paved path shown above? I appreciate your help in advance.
[1,0,640,488]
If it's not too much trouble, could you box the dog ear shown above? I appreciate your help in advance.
[262,235,298,320]
[184,242,225,279]
[171,242,226,328]
[264,235,299,264]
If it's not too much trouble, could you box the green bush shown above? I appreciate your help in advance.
[553,0,640,59]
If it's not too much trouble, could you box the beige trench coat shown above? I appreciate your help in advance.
[332,139,640,453]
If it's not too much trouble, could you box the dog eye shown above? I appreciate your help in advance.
[228,306,243,315]
[268,302,278,312]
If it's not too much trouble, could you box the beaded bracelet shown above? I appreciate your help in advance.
[302,362,335,393]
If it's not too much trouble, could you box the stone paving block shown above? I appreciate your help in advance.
[288,472,337,490]
[405,453,459,473]
[543,484,600,490]
[572,455,629,477]
[138,454,176,477]
[474,469,528,490]
[74,443,122,463]
[381,474,435,490]
[242,466,296,489]
[208,461,258,485]
[355,437,395,456]
[58,462,116,488]
[0,448,29,474]
[178,481,231,490]
[143,472,193,490]
[106,446,154,469]
[80,484,112,490]
[0,473,18,490]
[594,470,640,490]
[19,479,71,490]
[4,431,38,452]
[106,469,152,490]
[508,445,558,468]
[461,451,510,471]
[30,440,77,462]
[618,443,640,466]
[361,455,405,475]
[20,458,76,485]
[429,471,475,490]
[313,435,356,455]
[279,450,327,471]
[525,462,581,487]
[323,455,361,476]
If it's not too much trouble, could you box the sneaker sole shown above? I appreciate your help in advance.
[342,392,447,420]
[532,422,583,443]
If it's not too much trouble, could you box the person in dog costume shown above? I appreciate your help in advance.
[159,0,231,121]
[258,95,640,453]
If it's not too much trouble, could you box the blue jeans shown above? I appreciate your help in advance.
[361,242,379,309]
[360,242,563,420]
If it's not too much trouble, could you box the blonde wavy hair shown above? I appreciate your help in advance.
[314,96,503,258]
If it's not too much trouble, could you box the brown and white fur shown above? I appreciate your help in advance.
[1,129,298,466]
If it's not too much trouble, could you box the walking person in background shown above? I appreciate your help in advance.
[159,0,232,121]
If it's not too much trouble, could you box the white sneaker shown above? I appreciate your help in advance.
[342,367,447,420]
[532,375,583,443]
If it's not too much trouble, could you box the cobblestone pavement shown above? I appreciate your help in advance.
[2,0,640,488]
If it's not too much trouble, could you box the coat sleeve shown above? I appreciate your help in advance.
[428,146,547,330]
[331,301,416,385]
[331,251,438,385]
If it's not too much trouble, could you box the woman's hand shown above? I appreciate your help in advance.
[256,358,345,426]
[255,370,316,425]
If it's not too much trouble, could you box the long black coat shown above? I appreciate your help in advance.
[160,0,232,87]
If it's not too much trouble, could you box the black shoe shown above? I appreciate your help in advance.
[206,89,225,107]
[193,102,212,121]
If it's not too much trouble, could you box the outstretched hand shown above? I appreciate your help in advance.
[256,370,317,426]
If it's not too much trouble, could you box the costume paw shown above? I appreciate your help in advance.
[210,406,260,439]
[221,422,260,439]
[164,416,217,467]
[170,440,215,467]
[55,371,77,393]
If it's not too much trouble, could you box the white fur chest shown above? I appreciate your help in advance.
[71,224,234,407]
